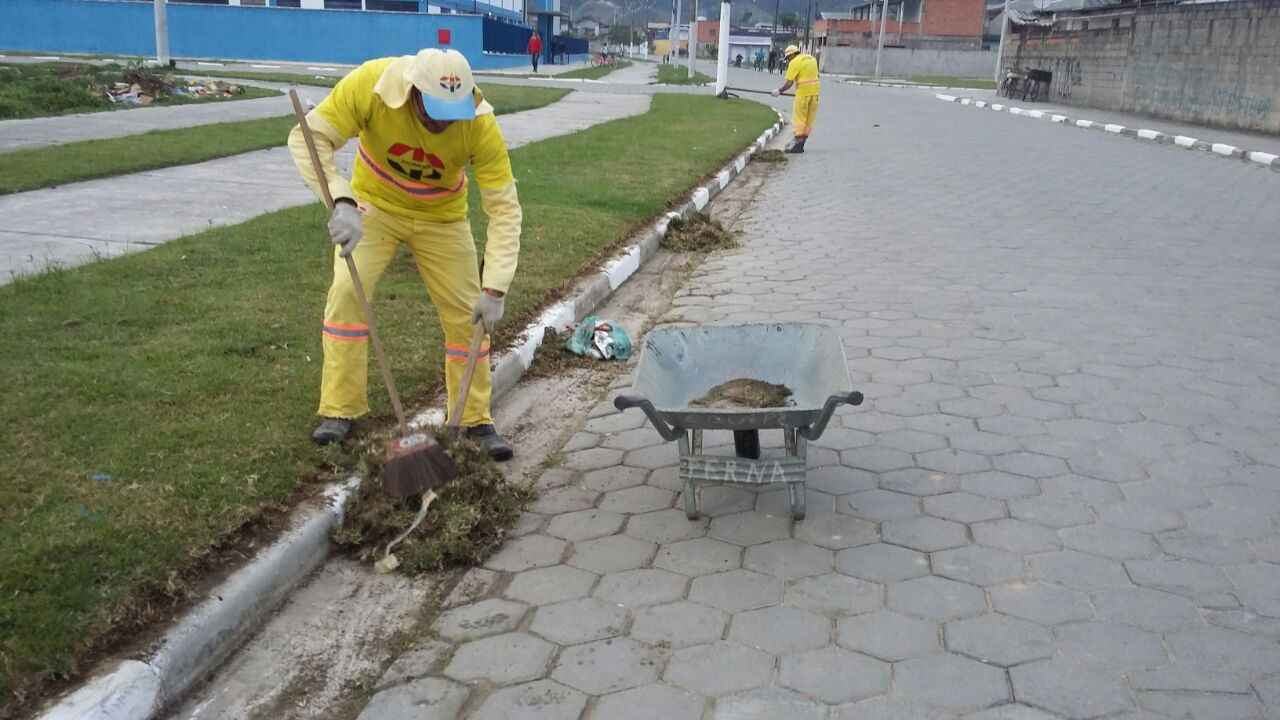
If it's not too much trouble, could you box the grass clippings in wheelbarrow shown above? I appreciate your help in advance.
[662,212,737,253]
[690,379,795,409]
[332,432,535,574]
[754,149,788,163]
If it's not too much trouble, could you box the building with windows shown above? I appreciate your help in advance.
[812,0,986,49]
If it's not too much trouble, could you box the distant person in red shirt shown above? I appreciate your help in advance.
[528,32,543,72]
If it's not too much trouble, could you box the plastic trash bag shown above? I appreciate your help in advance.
[564,316,632,360]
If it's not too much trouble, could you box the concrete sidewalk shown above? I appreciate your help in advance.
[0,90,652,284]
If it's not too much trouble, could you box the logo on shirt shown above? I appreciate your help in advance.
[386,143,444,182]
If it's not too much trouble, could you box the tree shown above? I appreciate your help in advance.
[741,9,754,24]
[779,11,801,30]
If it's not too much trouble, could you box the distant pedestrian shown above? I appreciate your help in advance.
[767,48,778,74]
[772,44,819,153]
[527,32,543,72]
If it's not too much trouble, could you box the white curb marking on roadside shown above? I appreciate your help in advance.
[33,55,62,60]
[1137,129,1162,140]
[991,103,1004,111]
[1174,135,1198,148]
[1211,143,1238,156]
[1009,107,1024,115]
[936,94,957,102]
[251,64,281,69]
[1027,110,1045,119]
[960,98,971,105]
[307,66,337,72]
[197,62,224,67]
[1075,119,1095,129]
[718,170,732,189]
[1050,114,1068,123]
[1248,151,1278,166]
[975,100,987,108]
[692,187,711,211]
[1105,124,1125,134]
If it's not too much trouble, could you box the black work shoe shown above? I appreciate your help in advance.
[785,138,806,154]
[465,424,514,462]
[312,417,353,445]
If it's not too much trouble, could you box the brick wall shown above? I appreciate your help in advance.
[923,0,985,38]
[818,0,984,48]
[1004,0,1280,133]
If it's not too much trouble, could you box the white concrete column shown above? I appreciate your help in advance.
[715,0,730,95]
[154,0,170,66]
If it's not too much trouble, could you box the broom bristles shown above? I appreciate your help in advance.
[383,433,457,498]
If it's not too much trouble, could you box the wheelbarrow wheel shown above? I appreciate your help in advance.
[684,479,701,520]
[788,482,806,521]
[734,430,761,459]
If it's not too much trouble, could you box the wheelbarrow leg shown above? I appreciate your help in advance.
[788,481,807,521]
[785,428,807,520]
[679,431,701,520]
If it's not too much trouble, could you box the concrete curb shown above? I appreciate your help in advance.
[37,108,786,720]
[934,92,1280,173]
[843,78,987,92]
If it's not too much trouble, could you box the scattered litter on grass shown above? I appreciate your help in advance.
[332,431,535,575]
[565,316,632,361]
[690,379,794,409]
[91,473,111,482]
[754,149,788,163]
[662,213,738,253]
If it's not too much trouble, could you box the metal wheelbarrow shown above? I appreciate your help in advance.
[614,323,863,521]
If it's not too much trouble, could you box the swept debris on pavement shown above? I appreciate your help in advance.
[662,212,738,253]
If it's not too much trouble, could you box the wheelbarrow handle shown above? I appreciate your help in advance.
[798,391,865,441]
[613,394,684,442]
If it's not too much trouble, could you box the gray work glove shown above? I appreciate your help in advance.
[471,291,505,332]
[328,201,363,258]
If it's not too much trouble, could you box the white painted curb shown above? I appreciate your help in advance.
[36,107,788,720]
[934,93,1280,173]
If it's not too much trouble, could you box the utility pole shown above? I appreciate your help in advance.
[873,0,888,78]
[688,0,698,76]
[804,0,813,49]
[674,0,683,62]
[772,0,781,41]
[896,0,903,43]
[993,0,1009,83]
[154,0,170,67]
[715,0,730,94]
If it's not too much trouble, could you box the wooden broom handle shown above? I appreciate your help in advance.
[289,90,409,435]
[447,323,487,430]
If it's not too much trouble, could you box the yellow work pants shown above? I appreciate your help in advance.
[792,95,819,138]
[319,204,492,427]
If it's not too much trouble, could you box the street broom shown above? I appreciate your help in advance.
[288,90,458,527]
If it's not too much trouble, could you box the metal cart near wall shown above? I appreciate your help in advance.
[614,324,863,521]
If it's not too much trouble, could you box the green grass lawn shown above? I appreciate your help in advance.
[0,62,277,120]
[557,61,633,80]
[0,85,568,195]
[0,93,775,712]
[656,64,713,85]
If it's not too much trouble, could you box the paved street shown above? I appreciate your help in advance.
[358,79,1280,719]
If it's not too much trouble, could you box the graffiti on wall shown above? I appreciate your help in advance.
[1130,61,1274,124]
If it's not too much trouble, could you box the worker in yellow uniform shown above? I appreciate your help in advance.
[288,48,521,460]
[773,45,819,154]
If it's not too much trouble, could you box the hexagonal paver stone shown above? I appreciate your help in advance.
[376,640,451,688]
[713,687,829,720]
[485,534,568,572]
[894,654,1010,713]
[505,565,598,605]
[932,545,1025,587]
[529,598,627,645]
[837,543,929,582]
[565,447,625,472]
[529,486,599,515]
[1029,550,1132,590]
[837,610,940,661]
[923,493,1006,524]
[785,574,882,617]
[1123,559,1232,598]
[547,509,626,542]
[630,601,728,649]
[600,486,676,515]
[1060,524,1157,560]
[1054,622,1169,670]
[1138,690,1265,720]
[356,677,469,720]
[552,637,664,694]
[594,568,688,608]
[889,576,985,622]
[808,465,878,495]
[1098,502,1184,533]
[793,512,879,550]
[1165,626,1280,678]
[757,487,837,516]
[961,472,1041,500]
[624,443,678,470]
[832,695,958,720]
[602,427,665,451]
[780,646,890,703]
[962,705,1058,720]
[917,450,992,475]
[445,632,555,684]
[1225,563,1280,617]
[583,466,649,493]
[710,511,793,546]
[697,486,758,516]
[993,452,1068,478]
[729,606,831,655]
[592,684,704,720]
[655,537,742,576]
[1091,587,1201,632]
[744,540,834,580]
[880,468,961,497]
[882,516,968,552]
[568,535,656,574]
[469,679,587,720]
[972,519,1059,554]
[434,598,528,642]
[1007,496,1094,528]
[944,614,1052,666]
[989,582,1093,625]
[879,429,948,453]
[1010,658,1133,719]
[665,641,773,696]
[843,446,915,473]
[587,410,648,434]
[684,570,785,617]
[626,508,708,544]
[840,489,919,521]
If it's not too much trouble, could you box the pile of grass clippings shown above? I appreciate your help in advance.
[524,326,601,379]
[754,149,788,163]
[662,212,738,253]
[691,378,794,408]
[332,432,535,574]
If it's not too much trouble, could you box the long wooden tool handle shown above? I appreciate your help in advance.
[289,89,409,435]
[447,323,487,430]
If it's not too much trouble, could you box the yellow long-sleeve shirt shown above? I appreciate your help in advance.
[288,57,522,292]
[785,53,820,97]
